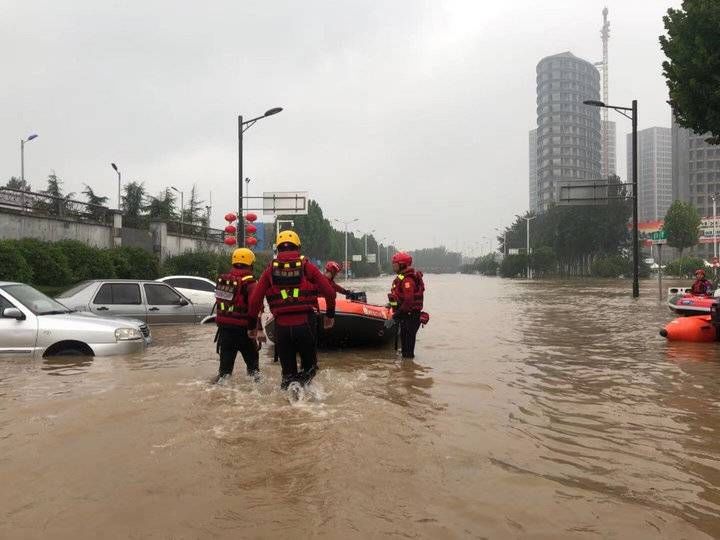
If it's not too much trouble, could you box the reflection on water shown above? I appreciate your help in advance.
[1,276,720,537]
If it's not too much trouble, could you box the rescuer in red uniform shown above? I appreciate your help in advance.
[388,251,426,359]
[248,230,336,389]
[324,261,353,296]
[213,247,264,383]
[691,268,714,295]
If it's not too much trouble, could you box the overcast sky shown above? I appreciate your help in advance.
[0,0,681,253]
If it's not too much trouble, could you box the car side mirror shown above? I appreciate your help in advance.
[3,307,25,320]
[178,298,189,306]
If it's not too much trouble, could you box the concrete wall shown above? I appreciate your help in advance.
[149,221,226,261]
[0,209,112,248]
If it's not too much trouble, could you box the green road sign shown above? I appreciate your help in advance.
[649,230,667,241]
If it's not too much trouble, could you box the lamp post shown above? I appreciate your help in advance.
[20,134,38,185]
[334,218,358,282]
[110,163,121,210]
[584,98,639,298]
[523,216,535,279]
[171,186,184,235]
[238,107,283,245]
[712,192,720,260]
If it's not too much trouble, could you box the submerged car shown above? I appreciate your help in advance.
[56,279,212,324]
[156,275,216,312]
[0,282,149,358]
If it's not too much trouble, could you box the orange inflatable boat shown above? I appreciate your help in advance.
[263,297,397,348]
[660,315,717,342]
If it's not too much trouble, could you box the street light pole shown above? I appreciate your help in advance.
[584,98,639,297]
[20,134,38,185]
[111,163,121,210]
[523,216,535,279]
[334,218,358,282]
[238,107,283,246]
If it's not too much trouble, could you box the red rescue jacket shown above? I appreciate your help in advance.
[691,278,714,295]
[248,250,337,326]
[388,267,424,314]
[215,268,256,328]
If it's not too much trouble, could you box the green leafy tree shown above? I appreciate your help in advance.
[122,181,146,227]
[663,200,700,256]
[145,188,177,221]
[82,184,109,221]
[5,177,31,191]
[660,0,720,142]
[530,246,556,277]
[38,173,74,216]
[183,184,205,225]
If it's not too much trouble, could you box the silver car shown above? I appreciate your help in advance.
[57,279,210,325]
[0,282,149,358]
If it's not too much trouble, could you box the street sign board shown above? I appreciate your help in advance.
[366,253,376,263]
[649,230,667,241]
[508,248,520,255]
[262,191,308,215]
[352,254,362,262]
[652,239,667,245]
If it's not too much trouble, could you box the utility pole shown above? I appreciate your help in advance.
[524,216,535,279]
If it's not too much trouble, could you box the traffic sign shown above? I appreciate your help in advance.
[649,230,667,241]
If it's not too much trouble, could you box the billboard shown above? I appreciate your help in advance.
[637,218,720,245]
[366,253,377,263]
[352,254,362,262]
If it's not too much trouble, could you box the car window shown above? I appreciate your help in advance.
[56,281,93,298]
[144,284,183,305]
[165,278,186,288]
[187,279,215,292]
[0,295,13,311]
[1,284,70,315]
[93,283,142,305]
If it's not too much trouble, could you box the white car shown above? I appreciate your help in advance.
[0,282,150,358]
[156,275,216,322]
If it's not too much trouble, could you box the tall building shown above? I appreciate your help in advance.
[671,116,720,258]
[601,120,617,177]
[627,127,671,222]
[535,52,602,212]
[529,129,538,212]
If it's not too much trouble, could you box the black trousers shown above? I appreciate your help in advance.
[275,314,318,389]
[399,312,421,359]
[217,326,259,376]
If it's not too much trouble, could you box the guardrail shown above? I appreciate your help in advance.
[0,187,112,225]
[166,220,225,241]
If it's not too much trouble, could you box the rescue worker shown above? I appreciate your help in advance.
[247,230,336,389]
[691,268,714,295]
[324,261,362,300]
[213,247,264,383]
[387,251,425,359]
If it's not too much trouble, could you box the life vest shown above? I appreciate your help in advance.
[215,271,255,327]
[691,279,713,295]
[389,268,424,311]
[266,255,318,315]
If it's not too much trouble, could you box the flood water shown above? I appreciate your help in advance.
[2,275,720,538]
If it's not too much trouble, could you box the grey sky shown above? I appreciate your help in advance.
[0,0,680,252]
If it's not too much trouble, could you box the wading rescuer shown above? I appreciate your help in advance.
[388,251,427,359]
[213,248,264,383]
[691,268,714,295]
[324,261,363,300]
[248,230,336,389]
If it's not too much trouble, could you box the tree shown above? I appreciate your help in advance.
[145,188,177,221]
[122,181,146,227]
[664,200,701,256]
[183,184,205,225]
[660,0,720,142]
[82,184,109,221]
[5,177,31,191]
[40,172,74,216]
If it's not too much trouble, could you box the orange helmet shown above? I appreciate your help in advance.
[325,261,342,274]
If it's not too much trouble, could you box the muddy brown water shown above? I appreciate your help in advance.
[2,275,720,538]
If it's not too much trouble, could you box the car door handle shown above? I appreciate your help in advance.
[96,306,109,311]
[149,307,160,311]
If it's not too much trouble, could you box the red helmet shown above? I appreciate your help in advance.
[695,268,706,277]
[392,251,412,266]
[325,261,342,274]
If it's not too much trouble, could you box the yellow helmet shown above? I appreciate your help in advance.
[231,248,256,266]
[276,229,301,247]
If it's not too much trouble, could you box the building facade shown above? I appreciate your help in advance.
[671,116,720,258]
[627,127,671,222]
[529,129,538,212]
[534,51,602,212]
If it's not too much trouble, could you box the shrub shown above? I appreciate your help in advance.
[162,251,229,281]
[0,241,32,283]
[591,254,628,278]
[499,254,528,278]
[107,247,159,279]
[665,256,706,278]
[14,238,73,287]
[54,240,116,282]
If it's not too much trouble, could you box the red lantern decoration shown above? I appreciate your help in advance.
[245,236,258,246]
[245,213,257,223]
[224,236,237,246]
[224,224,237,234]
[245,224,257,234]
[224,212,237,223]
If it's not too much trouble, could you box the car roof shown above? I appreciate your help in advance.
[84,279,165,284]
[0,282,19,287]
[158,275,215,281]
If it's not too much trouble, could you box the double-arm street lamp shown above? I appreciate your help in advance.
[334,217,358,282]
[238,107,283,244]
[20,134,38,185]
[584,99,639,298]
